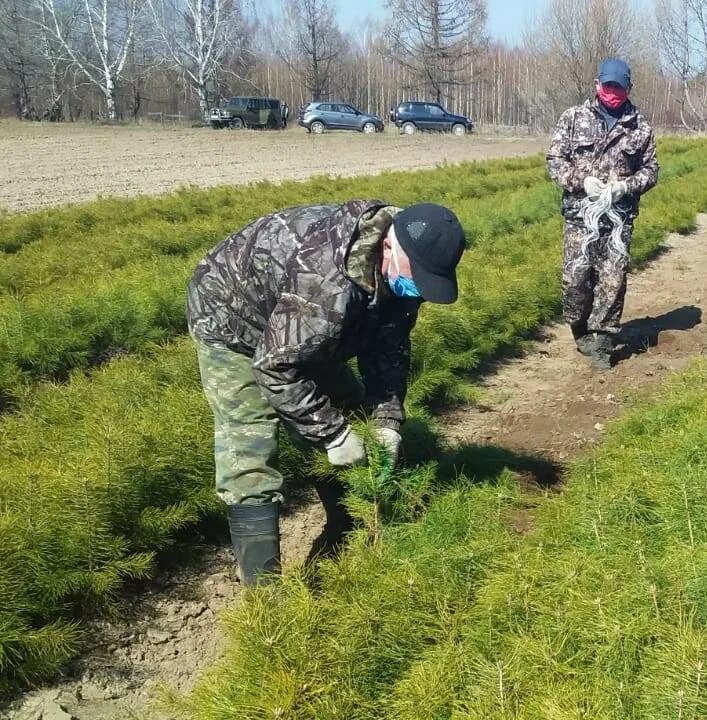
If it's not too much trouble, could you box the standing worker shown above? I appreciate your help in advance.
[281,102,289,128]
[547,58,659,369]
[187,201,466,584]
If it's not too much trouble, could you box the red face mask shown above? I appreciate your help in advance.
[597,84,629,110]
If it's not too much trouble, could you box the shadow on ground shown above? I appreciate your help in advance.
[614,304,702,363]
[402,416,563,491]
[438,442,563,490]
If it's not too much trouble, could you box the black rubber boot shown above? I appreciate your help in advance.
[307,480,355,563]
[227,502,281,586]
[587,332,613,370]
[570,320,593,356]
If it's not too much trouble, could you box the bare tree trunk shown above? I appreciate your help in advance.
[656,0,707,131]
[104,72,115,120]
[33,0,137,121]
[148,0,248,121]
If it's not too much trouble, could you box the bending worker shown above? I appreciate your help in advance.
[547,58,659,369]
[187,201,465,584]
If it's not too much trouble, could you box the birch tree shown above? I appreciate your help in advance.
[35,0,75,120]
[147,0,249,117]
[34,0,140,120]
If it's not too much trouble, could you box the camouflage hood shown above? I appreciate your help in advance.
[187,201,418,444]
[345,204,401,296]
[546,97,658,222]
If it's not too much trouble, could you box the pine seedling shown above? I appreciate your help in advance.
[333,421,437,544]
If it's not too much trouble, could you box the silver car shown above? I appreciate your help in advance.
[298,102,384,134]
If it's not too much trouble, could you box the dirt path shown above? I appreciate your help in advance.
[4,218,705,720]
[0,121,543,212]
[444,215,706,464]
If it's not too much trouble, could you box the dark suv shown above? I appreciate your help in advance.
[210,97,283,129]
[298,102,384,134]
[391,102,473,135]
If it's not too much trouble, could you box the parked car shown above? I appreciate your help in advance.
[210,96,283,129]
[298,102,384,134]
[390,101,474,135]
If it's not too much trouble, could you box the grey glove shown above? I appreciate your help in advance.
[611,180,628,203]
[583,176,606,200]
[326,427,367,467]
[375,427,402,468]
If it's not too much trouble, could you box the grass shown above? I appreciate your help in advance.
[1,140,706,411]
[1,138,707,693]
[179,361,707,720]
[0,158,549,411]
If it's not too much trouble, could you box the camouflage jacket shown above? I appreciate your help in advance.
[186,201,418,444]
[547,98,659,222]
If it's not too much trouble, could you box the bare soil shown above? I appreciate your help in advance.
[0,120,544,212]
[4,219,705,720]
[444,215,707,465]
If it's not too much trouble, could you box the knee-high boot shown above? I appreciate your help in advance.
[227,502,281,586]
[308,480,355,562]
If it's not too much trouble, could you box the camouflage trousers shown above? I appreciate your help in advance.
[562,219,632,334]
[195,338,284,506]
[194,337,364,506]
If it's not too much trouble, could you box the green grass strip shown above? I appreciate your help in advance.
[0,338,218,692]
[179,361,707,719]
[1,140,706,412]
[0,157,546,262]
[0,157,552,412]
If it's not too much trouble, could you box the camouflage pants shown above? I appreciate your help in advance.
[562,220,632,334]
[195,338,284,506]
[194,337,364,506]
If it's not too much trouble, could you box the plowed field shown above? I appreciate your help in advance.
[1,120,544,212]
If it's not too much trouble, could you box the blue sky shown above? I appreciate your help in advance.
[337,0,541,44]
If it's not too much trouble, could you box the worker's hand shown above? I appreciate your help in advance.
[326,427,367,467]
[611,180,628,203]
[375,427,402,468]
[583,176,606,200]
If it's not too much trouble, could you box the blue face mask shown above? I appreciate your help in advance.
[389,273,421,298]
[387,236,421,298]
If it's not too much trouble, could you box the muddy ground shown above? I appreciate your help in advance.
[1,120,544,212]
[3,218,705,719]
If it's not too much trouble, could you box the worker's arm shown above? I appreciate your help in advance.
[625,127,659,196]
[252,274,355,446]
[356,297,420,432]
[547,108,585,193]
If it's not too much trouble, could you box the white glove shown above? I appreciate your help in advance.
[611,180,628,203]
[583,176,606,200]
[375,427,402,468]
[325,427,367,467]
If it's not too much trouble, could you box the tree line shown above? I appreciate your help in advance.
[1,0,705,130]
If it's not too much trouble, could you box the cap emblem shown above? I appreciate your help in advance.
[406,221,428,240]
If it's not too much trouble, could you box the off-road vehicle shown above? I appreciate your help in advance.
[210,97,284,129]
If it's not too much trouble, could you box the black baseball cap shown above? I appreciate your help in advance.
[598,58,631,89]
[393,203,466,304]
